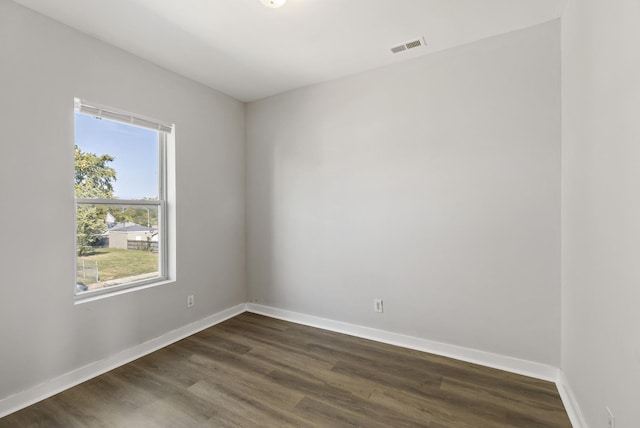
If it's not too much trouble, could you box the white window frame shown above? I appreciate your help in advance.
[74,99,172,300]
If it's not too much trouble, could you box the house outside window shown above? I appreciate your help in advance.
[74,98,172,297]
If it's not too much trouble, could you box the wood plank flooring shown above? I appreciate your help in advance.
[0,313,572,427]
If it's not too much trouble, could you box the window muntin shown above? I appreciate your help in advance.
[74,99,170,297]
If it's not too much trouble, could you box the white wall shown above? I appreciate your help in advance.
[0,0,245,402]
[562,0,640,426]
[247,21,561,366]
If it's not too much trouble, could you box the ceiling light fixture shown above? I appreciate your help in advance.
[260,0,287,8]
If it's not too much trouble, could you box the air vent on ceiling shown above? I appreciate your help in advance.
[390,37,426,54]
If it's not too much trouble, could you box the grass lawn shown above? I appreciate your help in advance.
[77,248,158,284]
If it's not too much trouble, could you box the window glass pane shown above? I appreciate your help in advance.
[75,112,159,200]
[74,104,167,297]
[76,203,160,293]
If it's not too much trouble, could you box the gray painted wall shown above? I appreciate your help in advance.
[246,21,561,366]
[562,0,640,425]
[12,0,627,419]
[0,0,245,400]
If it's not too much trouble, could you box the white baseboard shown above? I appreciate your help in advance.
[247,304,591,425]
[0,303,247,419]
[1,302,585,428]
[557,370,588,428]
[246,303,559,382]
[247,304,591,426]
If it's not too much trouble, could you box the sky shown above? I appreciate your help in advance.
[75,112,159,199]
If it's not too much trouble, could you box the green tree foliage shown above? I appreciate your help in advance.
[110,206,158,228]
[75,146,116,256]
[74,145,116,199]
[76,206,108,256]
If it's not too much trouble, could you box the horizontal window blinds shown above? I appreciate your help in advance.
[74,98,172,133]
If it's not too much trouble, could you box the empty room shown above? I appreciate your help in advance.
[0,0,638,426]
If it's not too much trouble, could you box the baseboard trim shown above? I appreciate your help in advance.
[557,370,588,428]
[0,303,247,419]
[1,302,584,427]
[246,303,559,382]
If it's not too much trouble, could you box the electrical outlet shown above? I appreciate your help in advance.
[374,298,383,313]
[187,295,195,309]
[606,407,615,428]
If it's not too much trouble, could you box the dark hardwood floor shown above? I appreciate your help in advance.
[0,312,572,427]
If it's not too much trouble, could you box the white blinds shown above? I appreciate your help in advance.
[74,98,173,133]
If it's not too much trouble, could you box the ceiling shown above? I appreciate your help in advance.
[12,0,564,102]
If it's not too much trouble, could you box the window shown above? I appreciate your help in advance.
[74,98,172,297]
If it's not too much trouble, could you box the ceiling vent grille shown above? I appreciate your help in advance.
[390,37,426,54]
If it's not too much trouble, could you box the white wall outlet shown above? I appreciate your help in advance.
[606,407,615,428]
[187,295,195,309]
[374,298,383,313]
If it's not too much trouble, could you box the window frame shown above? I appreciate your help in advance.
[73,101,171,300]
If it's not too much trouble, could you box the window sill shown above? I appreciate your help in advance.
[74,277,176,305]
